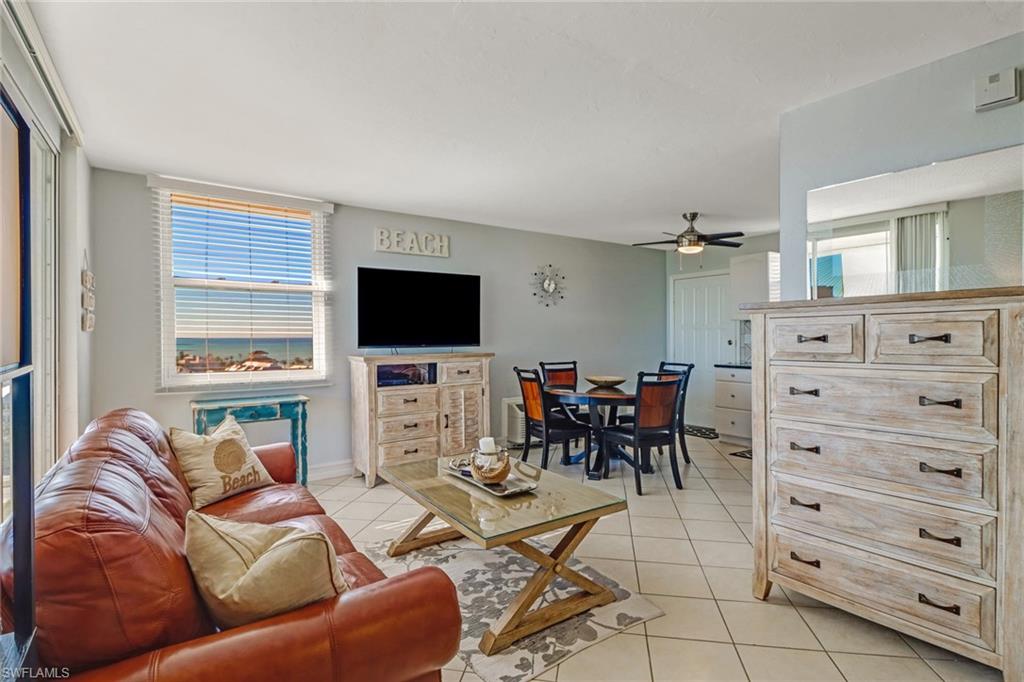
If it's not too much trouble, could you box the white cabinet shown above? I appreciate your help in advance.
[730,251,780,319]
[714,365,752,446]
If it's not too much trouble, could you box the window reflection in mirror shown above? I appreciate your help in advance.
[807,145,1023,298]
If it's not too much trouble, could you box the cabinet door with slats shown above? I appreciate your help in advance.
[441,384,483,455]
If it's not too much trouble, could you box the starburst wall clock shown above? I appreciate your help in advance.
[530,264,566,307]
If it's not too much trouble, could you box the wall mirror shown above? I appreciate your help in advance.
[806,144,1023,298]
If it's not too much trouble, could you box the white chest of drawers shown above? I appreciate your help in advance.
[744,288,1024,679]
[714,365,753,445]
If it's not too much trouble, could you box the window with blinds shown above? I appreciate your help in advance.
[151,177,331,388]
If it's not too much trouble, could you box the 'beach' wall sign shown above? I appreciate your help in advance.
[374,227,450,258]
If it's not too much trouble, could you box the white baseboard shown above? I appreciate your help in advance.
[307,459,354,482]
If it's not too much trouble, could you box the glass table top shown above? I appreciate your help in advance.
[380,457,626,545]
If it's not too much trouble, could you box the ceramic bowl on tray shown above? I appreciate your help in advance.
[584,375,626,388]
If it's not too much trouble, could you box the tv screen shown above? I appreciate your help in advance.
[358,267,481,348]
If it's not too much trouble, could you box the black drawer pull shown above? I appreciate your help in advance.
[402,397,418,404]
[918,593,960,616]
[789,387,820,397]
[789,496,821,511]
[403,447,419,455]
[909,333,952,345]
[919,528,962,547]
[796,334,829,344]
[457,369,471,375]
[403,422,419,429]
[789,442,821,454]
[919,396,962,409]
[789,551,820,568]
[919,462,962,478]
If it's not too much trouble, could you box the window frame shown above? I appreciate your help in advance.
[150,177,332,391]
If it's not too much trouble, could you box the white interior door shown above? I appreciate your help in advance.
[671,274,733,427]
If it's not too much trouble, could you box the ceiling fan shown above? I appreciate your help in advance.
[632,212,744,254]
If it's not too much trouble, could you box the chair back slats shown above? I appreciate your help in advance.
[635,372,685,430]
[514,367,546,421]
[539,361,579,389]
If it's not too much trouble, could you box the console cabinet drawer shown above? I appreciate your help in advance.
[377,414,439,443]
[772,528,996,651]
[716,407,752,440]
[767,315,864,362]
[770,422,996,510]
[376,388,439,416]
[379,437,440,465]
[867,310,998,367]
[772,474,996,581]
[715,367,751,384]
[715,381,751,410]
[770,367,998,442]
[440,361,483,384]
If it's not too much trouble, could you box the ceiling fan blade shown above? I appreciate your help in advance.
[705,240,743,248]
[662,232,678,237]
[631,239,678,247]
[703,231,745,240]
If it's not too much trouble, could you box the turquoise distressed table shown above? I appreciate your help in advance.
[191,394,310,486]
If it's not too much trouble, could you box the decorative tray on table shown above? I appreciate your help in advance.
[440,457,538,497]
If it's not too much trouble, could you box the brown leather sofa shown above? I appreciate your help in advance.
[0,408,461,681]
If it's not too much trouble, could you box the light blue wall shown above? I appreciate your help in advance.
[779,32,1024,299]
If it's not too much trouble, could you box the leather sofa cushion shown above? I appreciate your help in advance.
[337,552,387,590]
[273,514,357,555]
[63,428,192,527]
[87,408,189,490]
[184,511,346,629]
[199,483,324,524]
[20,458,213,671]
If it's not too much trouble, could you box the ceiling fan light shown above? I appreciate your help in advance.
[678,244,704,254]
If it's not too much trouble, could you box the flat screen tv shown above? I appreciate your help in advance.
[358,267,481,348]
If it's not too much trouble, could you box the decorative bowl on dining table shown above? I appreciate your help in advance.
[584,375,626,388]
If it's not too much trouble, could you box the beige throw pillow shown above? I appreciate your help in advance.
[170,416,272,508]
[184,511,346,629]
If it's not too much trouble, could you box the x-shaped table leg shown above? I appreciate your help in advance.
[479,518,615,655]
[387,510,464,557]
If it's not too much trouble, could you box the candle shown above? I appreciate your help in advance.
[479,436,497,453]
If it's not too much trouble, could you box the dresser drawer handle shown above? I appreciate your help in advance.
[789,387,820,397]
[789,551,820,568]
[909,333,952,344]
[919,462,962,478]
[402,397,419,404]
[457,369,472,375]
[403,447,419,455]
[403,422,419,429]
[919,528,962,547]
[789,442,820,454]
[919,396,962,409]
[918,593,960,616]
[789,496,821,511]
[796,334,829,344]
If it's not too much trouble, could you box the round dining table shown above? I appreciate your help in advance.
[544,383,635,481]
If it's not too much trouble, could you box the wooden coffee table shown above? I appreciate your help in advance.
[380,457,627,655]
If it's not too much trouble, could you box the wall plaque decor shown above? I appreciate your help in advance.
[81,249,95,332]
[374,227,450,258]
[531,264,566,307]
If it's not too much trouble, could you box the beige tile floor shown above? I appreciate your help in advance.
[310,437,1004,682]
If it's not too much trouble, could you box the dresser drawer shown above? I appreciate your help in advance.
[772,474,996,581]
[376,388,439,416]
[716,407,752,440]
[771,527,996,651]
[715,367,751,384]
[715,381,752,410]
[377,414,439,443]
[440,361,483,384]
[770,422,996,510]
[866,310,998,368]
[770,367,998,442]
[767,315,864,362]
[379,436,440,466]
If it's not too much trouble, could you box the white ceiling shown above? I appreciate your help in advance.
[29,2,1024,244]
[808,144,1024,224]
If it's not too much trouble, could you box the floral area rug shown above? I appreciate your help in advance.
[364,538,663,682]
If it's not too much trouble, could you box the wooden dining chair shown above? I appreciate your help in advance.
[600,371,686,494]
[514,367,592,470]
[539,360,589,461]
[616,361,695,465]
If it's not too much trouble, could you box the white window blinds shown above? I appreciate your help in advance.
[151,177,332,388]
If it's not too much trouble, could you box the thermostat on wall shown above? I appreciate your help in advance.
[975,68,1020,112]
